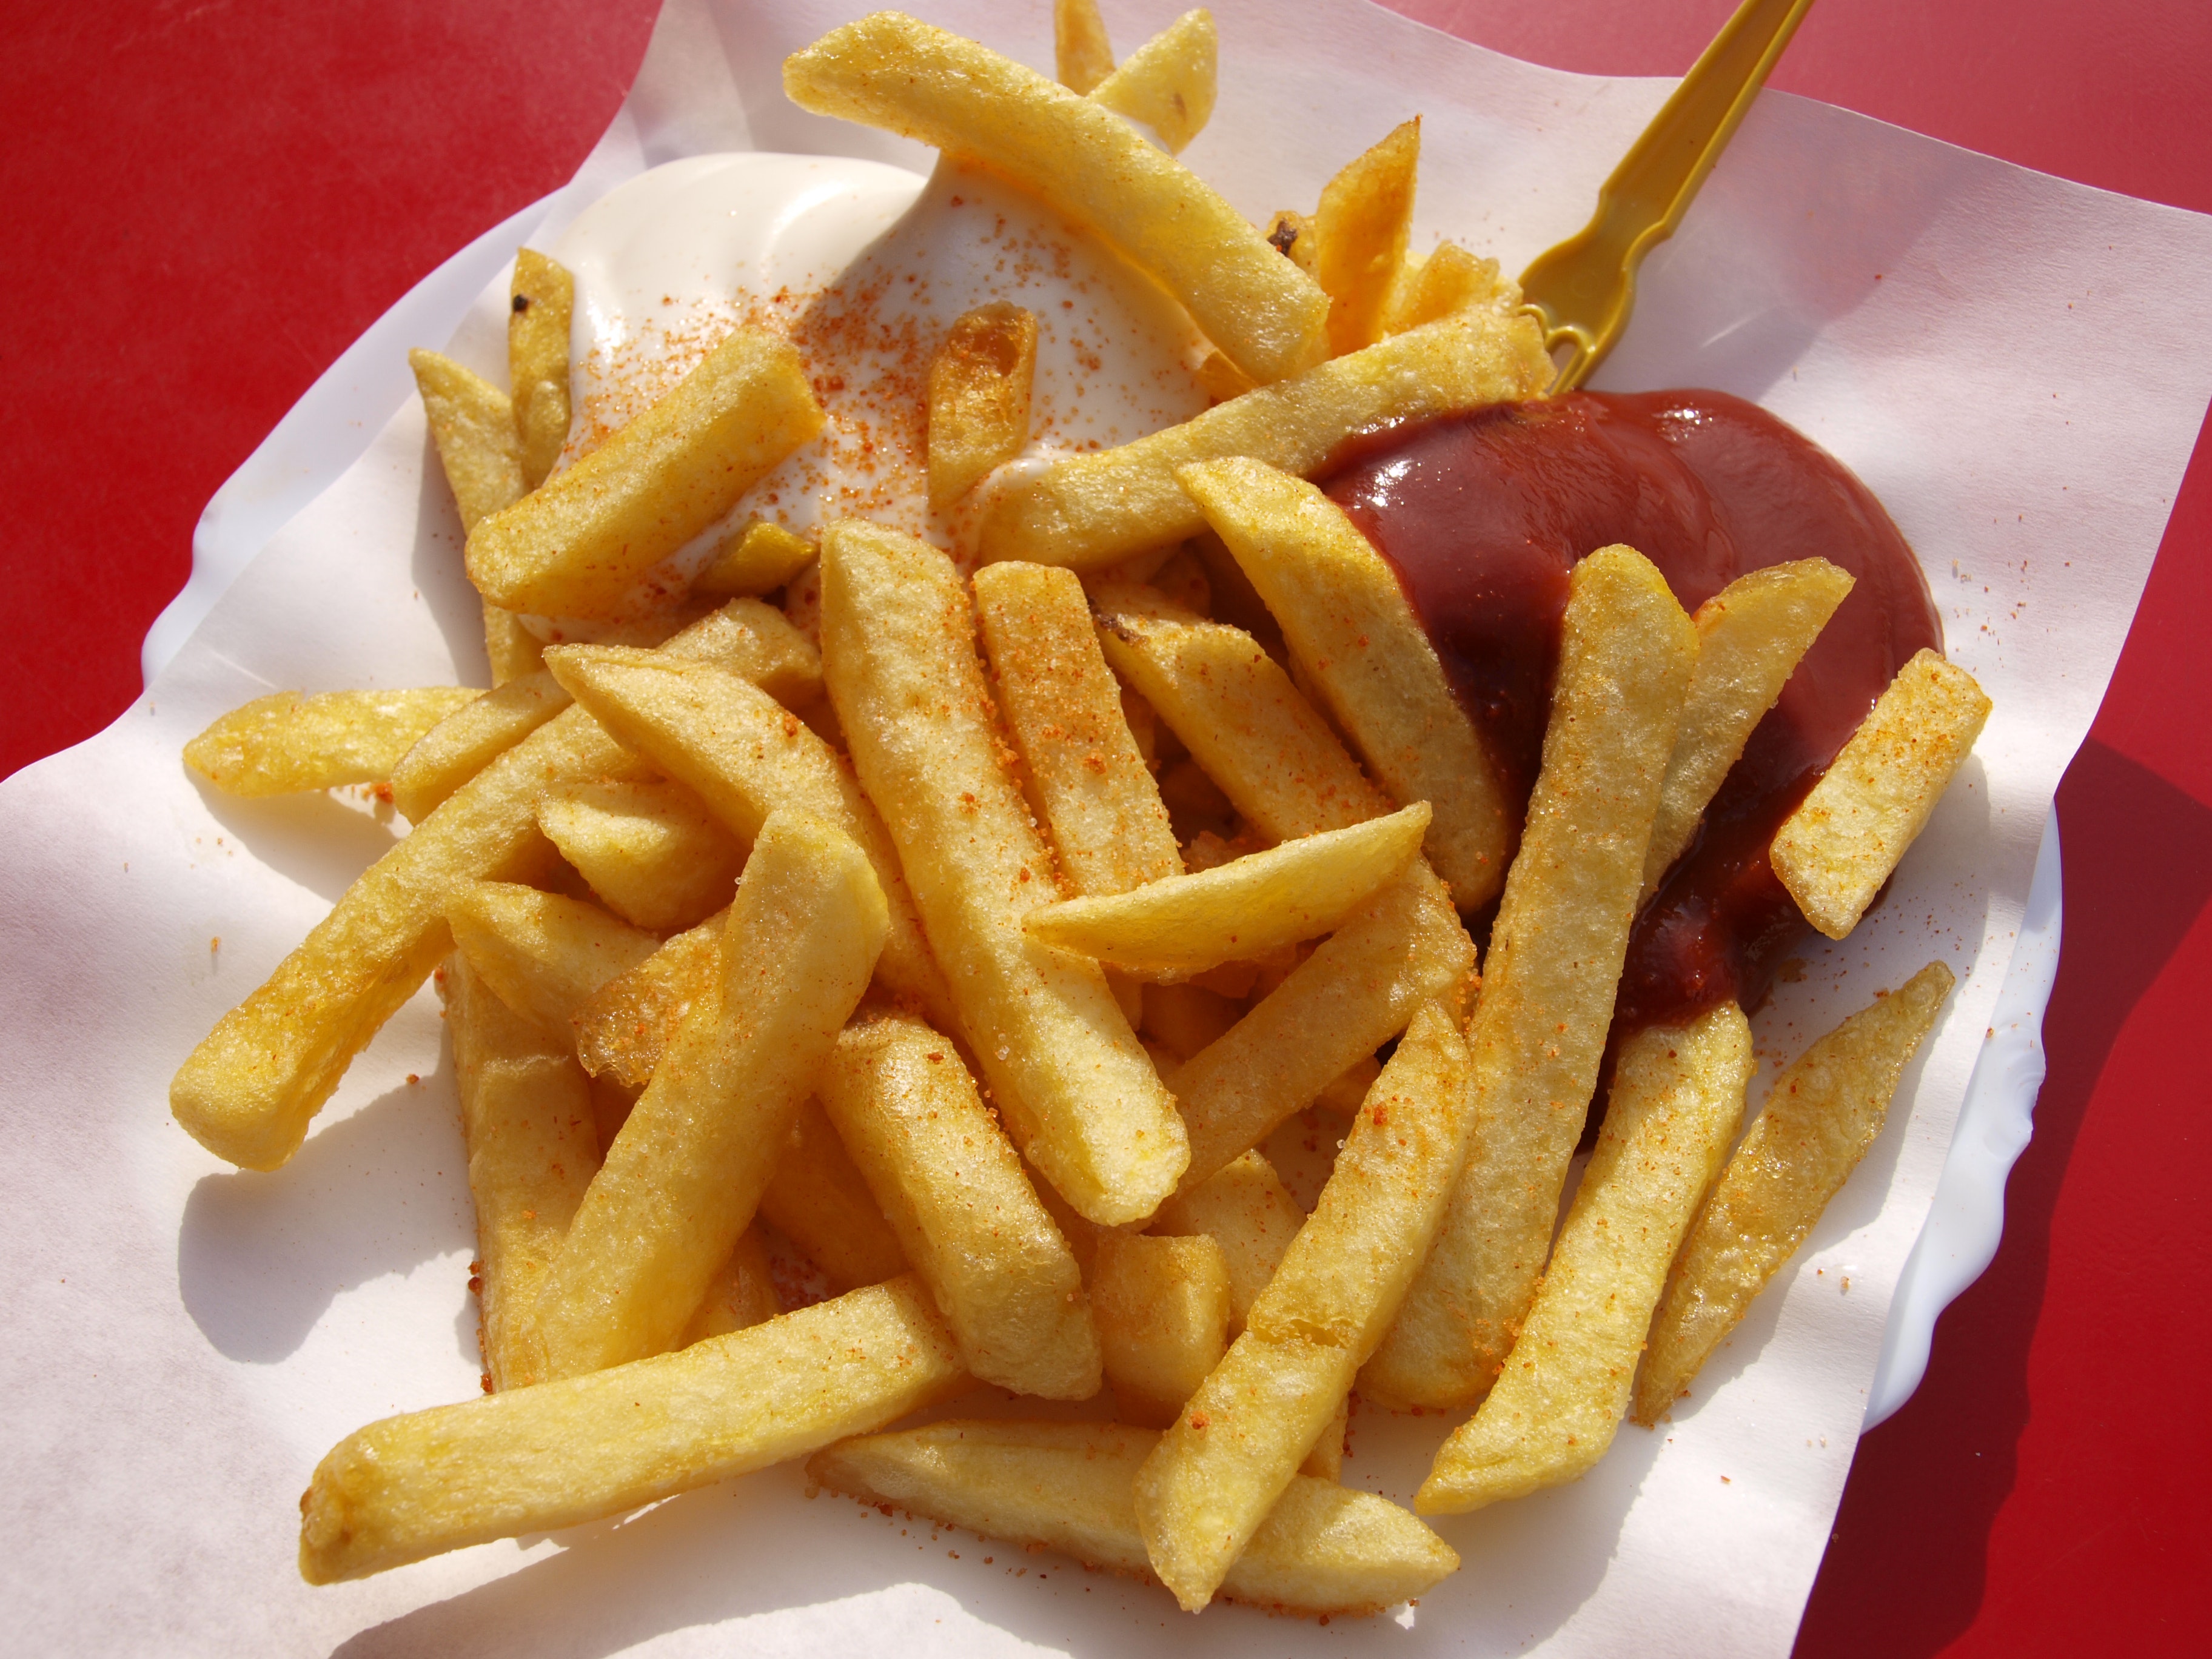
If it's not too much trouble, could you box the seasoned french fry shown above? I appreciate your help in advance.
[1088,9,1216,154]
[1148,1150,1303,1333]
[535,778,748,933]
[1053,0,1114,93]
[1179,457,1510,908]
[1092,1231,1232,1426]
[1313,119,1419,357]
[1634,962,1955,1424]
[508,248,574,491]
[809,1420,1458,1616]
[973,561,1181,898]
[389,670,571,821]
[1139,979,1242,1061]
[1771,650,1991,939]
[1364,549,1695,1412]
[467,328,823,618]
[543,646,954,1030]
[410,349,525,533]
[679,1225,782,1346]
[1418,1003,1751,1513]
[184,687,477,798]
[481,608,550,689]
[299,1274,965,1583]
[443,956,600,1392]
[784,13,1326,386]
[927,302,1037,509]
[758,1098,911,1292]
[1137,1002,1473,1609]
[1302,1398,1347,1481]
[819,521,1187,1225]
[977,313,1549,569]
[446,882,660,1040]
[1642,558,1855,899]
[821,1013,1100,1399]
[535,812,889,1378]
[1378,240,1513,337]
[694,515,816,600]
[1025,804,1430,977]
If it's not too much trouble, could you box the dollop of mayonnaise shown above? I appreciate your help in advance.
[545,149,1212,625]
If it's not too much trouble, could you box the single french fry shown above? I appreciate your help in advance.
[1092,1231,1232,1427]
[184,687,478,798]
[1026,804,1430,977]
[785,13,1326,386]
[389,671,571,821]
[543,646,954,1031]
[481,609,549,688]
[680,1225,782,1346]
[1139,980,1242,1061]
[1634,962,1955,1424]
[508,248,574,491]
[694,515,816,600]
[821,1013,1100,1399]
[1642,558,1856,899]
[808,1419,1458,1617]
[1313,119,1419,357]
[1418,1003,1751,1513]
[1364,548,1697,1412]
[1053,0,1114,93]
[1302,1397,1348,1481]
[927,302,1037,509]
[1178,457,1511,909]
[467,328,823,618]
[1771,650,1991,939]
[446,882,660,1041]
[535,812,889,1378]
[1266,208,1318,275]
[299,1273,965,1583]
[1148,1150,1303,1333]
[443,956,600,1392]
[1088,9,1216,154]
[536,778,749,933]
[973,561,1181,899]
[410,349,525,533]
[1378,240,1514,337]
[573,911,723,1090]
[1138,1003,1473,1609]
[819,521,1187,1226]
[758,1098,911,1292]
[977,313,1549,569]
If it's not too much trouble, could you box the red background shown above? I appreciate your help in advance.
[3,1,2205,1651]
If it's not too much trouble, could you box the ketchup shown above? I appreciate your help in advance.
[1321,388,1941,1034]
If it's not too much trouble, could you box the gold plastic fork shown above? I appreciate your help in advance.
[1519,0,1817,392]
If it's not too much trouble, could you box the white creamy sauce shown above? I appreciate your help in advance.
[538,149,1212,630]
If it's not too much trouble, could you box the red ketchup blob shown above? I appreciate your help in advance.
[1321,388,1940,1036]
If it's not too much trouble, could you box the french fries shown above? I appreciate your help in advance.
[1634,962,1956,1424]
[1378,240,1513,335]
[694,515,817,600]
[927,302,1037,509]
[535,778,748,932]
[1313,119,1420,357]
[445,881,660,1038]
[1091,1231,1232,1426]
[757,1098,911,1292]
[680,1225,783,1344]
[388,670,570,820]
[1087,8,1216,154]
[184,686,477,797]
[1053,0,1115,93]
[1148,1150,1304,1332]
[572,911,723,1090]
[508,248,574,491]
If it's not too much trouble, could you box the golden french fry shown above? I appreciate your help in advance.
[927,302,1037,509]
[1088,9,1216,154]
[973,561,1182,899]
[1771,650,1991,939]
[1365,546,1697,1412]
[1178,455,1513,908]
[784,13,1326,386]
[1313,119,1419,356]
[1302,1398,1347,1481]
[694,515,816,600]
[1053,0,1114,92]
[680,1225,782,1346]
[543,646,954,1031]
[467,328,823,618]
[819,521,1187,1225]
[758,1098,911,1292]
[821,1013,1100,1399]
[977,313,1549,569]
[1378,240,1514,337]
[1149,1150,1303,1333]
[443,956,600,1392]
[573,911,723,1090]
[1025,804,1430,977]
[1634,962,1955,1424]
[481,608,549,688]
[1091,1231,1232,1427]
[1139,979,1242,1061]
[1418,1003,1751,1513]
[1266,209,1318,275]
[389,670,571,821]
[300,1273,965,1583]
[184,686,477,798]
[808,1419,1458,1617]
[446,882,660,1040]
[1643,558,1855,899]
[1138,1002,1473,1609]
[535,811,890,1378]
[410,349,525,533]
[535,778,748,933]
[508,248,574,491]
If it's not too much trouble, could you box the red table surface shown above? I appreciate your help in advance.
[3,1,2205,1651]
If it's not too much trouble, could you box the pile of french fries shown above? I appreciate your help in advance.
[172,2,1991,1620]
